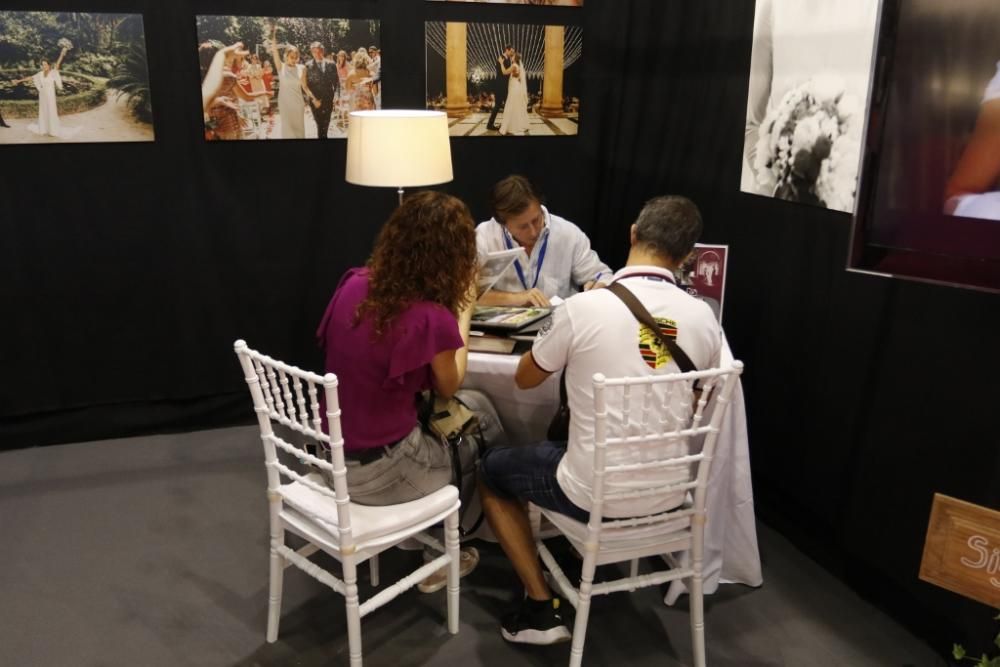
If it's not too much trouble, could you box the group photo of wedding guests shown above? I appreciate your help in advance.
[196,15,381,141]
[425,21,581,137]
[0,10,154,145]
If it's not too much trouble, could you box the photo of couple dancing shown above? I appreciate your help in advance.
[487,45,530,135]
[425,21,582,137]
[197,15,380,141]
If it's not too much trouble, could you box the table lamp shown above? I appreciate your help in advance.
[345,110,454,205]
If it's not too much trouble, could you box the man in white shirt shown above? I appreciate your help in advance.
[478,195,722,646]
[477,175,612,307]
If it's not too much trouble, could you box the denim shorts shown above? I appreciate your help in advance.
[478,441,590,523]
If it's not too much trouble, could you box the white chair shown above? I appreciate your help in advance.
[234,340,462,666]
[530,362,744,667]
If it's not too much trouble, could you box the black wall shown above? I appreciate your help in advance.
[3,0,998,658]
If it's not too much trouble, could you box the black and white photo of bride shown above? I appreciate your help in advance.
[740,0,879,213]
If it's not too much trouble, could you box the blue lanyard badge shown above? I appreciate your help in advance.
[504,228,549,290]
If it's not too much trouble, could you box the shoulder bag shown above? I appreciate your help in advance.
[545,281,698,442]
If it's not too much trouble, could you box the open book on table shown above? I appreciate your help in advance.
[471,305,551,332]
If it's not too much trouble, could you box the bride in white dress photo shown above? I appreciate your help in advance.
[740,0,880,210]
[499,53,530,136]
[12,43,75,138]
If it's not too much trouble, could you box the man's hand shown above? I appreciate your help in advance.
[583,280,608,291]
[312,98,321,108]
[519,288,551,307]
[477,288,551,308]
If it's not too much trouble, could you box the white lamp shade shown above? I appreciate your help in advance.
[345,110,454,188]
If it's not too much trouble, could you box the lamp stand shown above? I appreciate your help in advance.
[397,187,404,206]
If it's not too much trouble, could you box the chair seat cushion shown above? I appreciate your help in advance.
[280,474,459,547]
[541,506,693,559]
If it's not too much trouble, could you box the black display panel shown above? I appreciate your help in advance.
[850,0,1000,292]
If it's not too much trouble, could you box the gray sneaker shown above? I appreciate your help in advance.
[417,546,479,594]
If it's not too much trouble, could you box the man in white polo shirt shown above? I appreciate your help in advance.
[477,175,613,307]
[478,195,722,646]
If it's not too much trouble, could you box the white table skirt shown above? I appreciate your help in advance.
[463,338,763,604]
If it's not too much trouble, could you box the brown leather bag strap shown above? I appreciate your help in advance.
[604,282,698,374]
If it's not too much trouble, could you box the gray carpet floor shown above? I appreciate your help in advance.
[0,425,945,666]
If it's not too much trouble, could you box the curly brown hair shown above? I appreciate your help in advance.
[357,191,478,337]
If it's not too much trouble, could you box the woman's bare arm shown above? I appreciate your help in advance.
[53,47,68,71]
[946,99,1000,199]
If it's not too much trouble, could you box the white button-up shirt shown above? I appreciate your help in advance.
[475,206,613,299]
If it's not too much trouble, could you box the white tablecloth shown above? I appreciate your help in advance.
[463,338,763,603]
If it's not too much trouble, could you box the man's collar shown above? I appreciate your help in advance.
[613,265,676,284]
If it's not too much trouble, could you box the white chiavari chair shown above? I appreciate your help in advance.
[530,362,744,667]
[234,340,462,666]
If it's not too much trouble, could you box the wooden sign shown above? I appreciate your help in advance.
[920,494,1000,607]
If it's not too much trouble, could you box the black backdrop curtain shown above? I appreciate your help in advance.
[2,0,998,657]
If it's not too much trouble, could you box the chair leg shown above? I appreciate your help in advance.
[569,576,593,667]
[343,557,363,667]
[628,558,639,591]
[444,510,461,635]
[689,566,706,667]
[369,554,380,588]
[528,503,541,540]
[569,540,598,667]
[266,540,285,643]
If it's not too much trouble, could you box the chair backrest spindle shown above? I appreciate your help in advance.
[234,340,354,549]
[587,363,744,531]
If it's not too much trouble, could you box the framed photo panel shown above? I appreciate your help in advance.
[740,0,880,213]
[196,14,380,141]
[425,21,581,137]
[0,11,154,144]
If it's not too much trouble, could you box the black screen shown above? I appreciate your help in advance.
[851,0,1000,291]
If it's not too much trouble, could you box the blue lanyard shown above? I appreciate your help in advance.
[503,227,549,290]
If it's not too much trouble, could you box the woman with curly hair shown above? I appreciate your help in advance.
[316,190,500,590]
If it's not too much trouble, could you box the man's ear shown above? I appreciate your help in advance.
[629,224,637,246]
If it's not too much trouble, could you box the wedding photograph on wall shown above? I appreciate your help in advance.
[0,11,154,145]
[740,0,880,213]
[196,15,380,141]
[427,1,582,5]
[425,21,581,137]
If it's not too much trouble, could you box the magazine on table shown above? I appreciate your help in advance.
[674,243,728,323]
